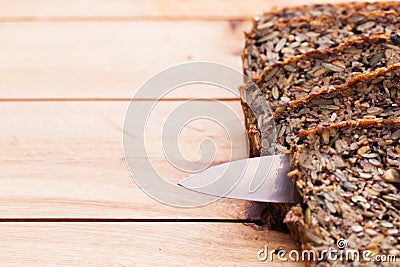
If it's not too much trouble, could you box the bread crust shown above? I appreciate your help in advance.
[244,9,400,79]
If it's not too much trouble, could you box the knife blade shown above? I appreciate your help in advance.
[178,154,297,203]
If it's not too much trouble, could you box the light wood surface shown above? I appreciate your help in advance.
[0,101,251,219]
[0,223,301,266]
[0,0,365,100]
[0,0,350,20]
[0,21,247,99]
[0,0,314,265]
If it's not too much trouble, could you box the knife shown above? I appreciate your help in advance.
[178,154,298,203]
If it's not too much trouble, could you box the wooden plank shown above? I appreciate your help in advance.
[0,0,349,20]
[0,21,249,99]
[0,0,366,100]
[0,100,258,219]
[0,222,302,266]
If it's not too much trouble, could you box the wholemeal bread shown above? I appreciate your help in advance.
[275,64,400,151]
[242,63,400,231]
[256,33,400,109]
[244,5,400,78]
[285,118,400,266]
[241,36,400,157]
[253,1,400,28]
[240,2,400,233]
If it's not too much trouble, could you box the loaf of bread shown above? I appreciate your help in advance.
[240,0,400,241]
[286,118,400,266]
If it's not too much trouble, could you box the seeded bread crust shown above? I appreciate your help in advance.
[241,35,400,157]
[259,33,400,109]
[254,1,400,30]
[244,8,400,78]
[275,64,400,151]
[285,118,400,266]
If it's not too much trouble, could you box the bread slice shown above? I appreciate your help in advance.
[241,37,400,157]
[285,118,400,265]
[254,1,400,29]
[244,10,400,79]
[243,64,400,231]
[259,33,400,109]
[275,63,400,151]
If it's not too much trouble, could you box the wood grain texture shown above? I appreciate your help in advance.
[0,101,255,219]
[0,1,329,264]
[0,21,248,99]
[0,222,302,266]
[0,0,364,100]
[0,0,350,20]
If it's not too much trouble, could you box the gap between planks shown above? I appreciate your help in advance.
[0,218,262,224]
[0,16,248,22]
[0,98,240,102]
[0,0,356,21]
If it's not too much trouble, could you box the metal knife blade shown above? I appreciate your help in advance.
[178,154,297,203]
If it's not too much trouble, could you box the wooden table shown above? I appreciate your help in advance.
[0,0,348,265]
